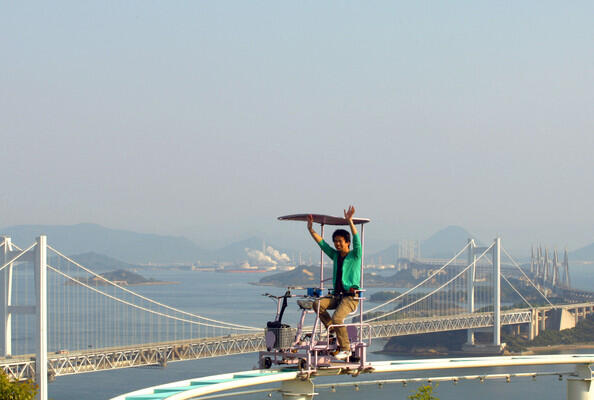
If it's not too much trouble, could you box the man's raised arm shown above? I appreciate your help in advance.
[307,214,323,243]
[344,205,358,236]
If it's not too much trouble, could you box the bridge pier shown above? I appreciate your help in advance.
[567,364,593,400]
[540,309,547,332]
[280,378,315,400]
[529,308,538,340]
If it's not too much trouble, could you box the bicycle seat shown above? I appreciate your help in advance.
[297,299,314,310]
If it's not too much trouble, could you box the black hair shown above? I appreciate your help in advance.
[332,229,351,244]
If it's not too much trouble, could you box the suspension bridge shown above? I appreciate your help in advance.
[1,235,593,400]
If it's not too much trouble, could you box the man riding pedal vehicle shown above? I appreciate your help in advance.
[307,205,361,360]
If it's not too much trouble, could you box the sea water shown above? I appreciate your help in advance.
[43,267,594,400]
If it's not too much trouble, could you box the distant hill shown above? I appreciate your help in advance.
[421,225,478,258]
[368,226,479,264]
[1,222,489,265]
[367,244,399,265]
[211,236,266,263]
[0,223,293,265]
[1,223,207,264]
[51,252,138,273]
[70,269,176,286]
[570,242,594,261]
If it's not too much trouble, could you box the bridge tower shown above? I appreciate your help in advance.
[563,249,571,289]
[1,236,14,356]
[530,245,535,274]
[34,236,48,400]
[553,250,559,288]
[493,237,501,346]
[0,236,48,400]
[537,246,542,280]
[543,248,549,286]
[464,238,502,348]
[466,238,476,345]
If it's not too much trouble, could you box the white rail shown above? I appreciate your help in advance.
[110,354,594,400]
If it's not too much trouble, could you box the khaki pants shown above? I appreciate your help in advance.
[313,295,358,351]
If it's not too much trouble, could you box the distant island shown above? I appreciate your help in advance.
[257,265,416,288]
[503,315,594,353]
[69,269,178,286]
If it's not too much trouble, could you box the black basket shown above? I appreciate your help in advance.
[265,323,296,350]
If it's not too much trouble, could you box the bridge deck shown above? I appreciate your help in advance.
[2,303,594,381]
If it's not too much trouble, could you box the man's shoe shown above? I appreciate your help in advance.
[334,350,351,360]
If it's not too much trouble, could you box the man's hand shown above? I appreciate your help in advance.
[344,205,355,221]
[307,214,314,231]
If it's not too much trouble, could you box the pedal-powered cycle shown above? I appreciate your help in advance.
[258,213,372,375]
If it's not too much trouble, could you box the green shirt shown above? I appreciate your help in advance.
[317,233,362,291]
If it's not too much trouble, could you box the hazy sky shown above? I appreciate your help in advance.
[2,2,593,254]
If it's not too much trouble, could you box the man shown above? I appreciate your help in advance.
[307,205,361,360]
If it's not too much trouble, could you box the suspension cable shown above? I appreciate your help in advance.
[47,245,260,330]
[501,273,533,308]
[501,246,553,306]
[480,250,533,308]
[365,243,494,322]
[0,243,37,272]
[360,241,472,317]
[46,264,258,330]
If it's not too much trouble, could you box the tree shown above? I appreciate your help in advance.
[408,383,439,400]
[0,369,38,400]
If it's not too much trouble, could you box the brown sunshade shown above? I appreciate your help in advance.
[278,213,370,226]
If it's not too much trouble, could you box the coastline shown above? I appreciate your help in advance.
[124,281,180,286]
[66,280,179,286]
[377,342,594,357]
[521,342,594,354]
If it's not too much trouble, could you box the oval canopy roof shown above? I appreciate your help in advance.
[278,213,370,226]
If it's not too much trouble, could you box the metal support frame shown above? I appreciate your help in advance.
[319,224,325,291]
[359,222,366,365]
[35,236,48,400]
[317,224,325,340]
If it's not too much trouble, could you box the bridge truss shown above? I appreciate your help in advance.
[370,309,532,339]
[0,309,537,381]
[2,332,265,380]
